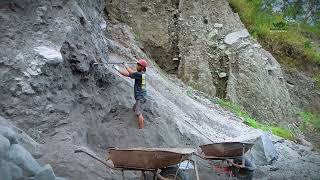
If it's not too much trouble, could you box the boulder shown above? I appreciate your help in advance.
[0,117,40,156]
[34,164,56,180]
[55,177,67,180]
[250,133,278,165]
[0,135,10,159]
[224,29,250,45]
[8,161,23,180]
[0,126,18,144]
[0,160,12,180]
[8,144,41,176]
[229,132,278,165]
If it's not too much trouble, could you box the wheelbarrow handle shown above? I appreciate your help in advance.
[74,149,114,169]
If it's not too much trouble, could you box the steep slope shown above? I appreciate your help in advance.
[106,0,293,124]
[0,0,320,180]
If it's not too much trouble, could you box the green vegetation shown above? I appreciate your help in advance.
[299,111,320,132]
[217,99,295,140]
[229,0,320,72]
[314,73,320,88]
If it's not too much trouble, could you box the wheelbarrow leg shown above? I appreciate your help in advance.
[192,160,200,180]
[174,162,181,179]
[153,169,158,180]
[242,145,245,167]
[140,170,146,180]
[121,170,125,180]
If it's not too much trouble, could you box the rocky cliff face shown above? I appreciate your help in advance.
[106,0,293,123]
[0,0,320,179]
[262,0,320,25]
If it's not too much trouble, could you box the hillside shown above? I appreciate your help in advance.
[0,0,320,179]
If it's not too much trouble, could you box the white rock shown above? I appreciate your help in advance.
[214,23,223,28]
[34,46,63,63]
[218,44,226,50]
[224,29,250,45]
[219,72,227,78]
[253,43,262,48]
[19,81,35,95]
[207,29,218,40]
[224,50,231,55]
[100,20,107,30]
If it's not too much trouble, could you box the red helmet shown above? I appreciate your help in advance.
[137,59,148,68]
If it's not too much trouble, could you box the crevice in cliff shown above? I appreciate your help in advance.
[216,54,229,99]
[207,50,230,99]
[167,0,181,74]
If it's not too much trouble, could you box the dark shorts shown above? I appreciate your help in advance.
[133,99,146,115]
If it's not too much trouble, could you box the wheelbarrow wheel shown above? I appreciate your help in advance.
[231,157,255,180]
[160,167,189,180]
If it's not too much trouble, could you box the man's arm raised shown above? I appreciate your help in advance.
[124,63,135,74]
[114,65,134,77]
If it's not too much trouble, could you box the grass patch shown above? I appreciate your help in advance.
[229,0,320,73]
[299,111,320,132]
[314,73,320,89]
[217,99,295,140]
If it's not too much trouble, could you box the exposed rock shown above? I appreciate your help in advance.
[208,29,218,40]
[224,29,250,45]
[284,68,320,113]
[219,72,227,78]
[228,131,278,165]
[250,133,278,165]
[34,164,56,180]
[218,44,226,50]
[261,0,320,24]
[0,123,63,180]
[0,160,12,180]
[8,161,23,180]
[214,23,223,28]
[105,0,296,124]
[55,177,67,180]
[0,0,319,180]
[8,144,41,176]
[0,116,40,156]
[0,126,18,144]
[19,81,36,95]
[34,46,63,64]
[253,43,262,48]
[0,135,10,159]
[226,44,292,122]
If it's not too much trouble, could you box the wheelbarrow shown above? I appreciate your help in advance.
[75,147,198,180]
[196,142,255,179]
[74,142,255,180]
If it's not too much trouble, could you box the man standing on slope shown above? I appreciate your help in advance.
[114,59,148,129]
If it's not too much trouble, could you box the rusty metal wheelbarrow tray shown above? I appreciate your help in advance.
[108,147,195,171]
[197,142,254,160]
